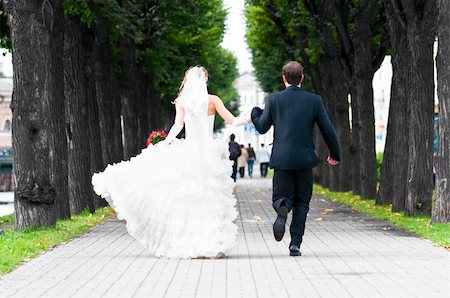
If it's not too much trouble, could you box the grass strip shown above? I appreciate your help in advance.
[314,185,450,248]
[0,207,115,275]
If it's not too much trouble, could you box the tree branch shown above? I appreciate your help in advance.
[286,0,312,66]
[333,0,354,60]
[372,42,388,70]
[389,0,408,29]
[264,0,296,58]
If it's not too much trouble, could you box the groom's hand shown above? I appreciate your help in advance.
[251,106,262,122]
[327,156,340,166]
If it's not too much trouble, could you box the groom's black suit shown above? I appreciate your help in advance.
[251,85,340,247]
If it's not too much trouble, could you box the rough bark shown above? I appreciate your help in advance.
[401,0,437,216]
[93,21,123,165]
[120,0,149,157]
[147,72,162,131]
[335,89,352,191]
[377,3,409,208]
[352,0,378,199]
[136,71,149,147]
[64,17,95,215]
[331,0,388,198]
[7,0,69,228]
[319,60,352,192]
[121,36,141,159]
[432,0,450,222]
[84,40,107,208]
[350,88,362,195]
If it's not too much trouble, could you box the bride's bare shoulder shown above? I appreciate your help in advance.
[208,94,222,104]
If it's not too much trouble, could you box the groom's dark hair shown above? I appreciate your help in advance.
[283,61,304,85]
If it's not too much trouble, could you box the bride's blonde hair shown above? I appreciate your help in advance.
[174,66,208,103]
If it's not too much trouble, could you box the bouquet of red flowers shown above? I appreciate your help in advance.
[146,129,168,146]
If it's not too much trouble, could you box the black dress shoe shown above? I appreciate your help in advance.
[289,245,301,256]
[273,206,288,241]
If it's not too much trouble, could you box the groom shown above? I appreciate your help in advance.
[251,61,340,256]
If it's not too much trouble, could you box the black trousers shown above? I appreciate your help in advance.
[239,167,245,178]
[272,168,313,246]
[260,162,269,177]
[231,160,238,182]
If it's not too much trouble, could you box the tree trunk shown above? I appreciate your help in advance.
[433,0,450,222]
[403,1,437,216]
[7,0,69,228]
[121,37,141,159]
[147,73,162,131]
[377,8,409,208]
[320,89,337,190]
[135,70,149,148]
[93,22,123,165]
[335,90,352,191]
[405,41,435,216]
[64,17,95,215]
[84,40,107,208]
[325,77,352,192]
[121,0,148,157]
[314,84,331,189]
[353,3,377,199]
[350,88,362,195]
[317,63,340,191]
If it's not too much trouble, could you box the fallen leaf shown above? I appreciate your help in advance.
[315,217,323,221]
[254,215,261,222]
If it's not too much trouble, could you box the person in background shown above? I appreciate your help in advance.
[228,134,241,182]
[237,144,248,178]
[258,143,271,178]
[247,143,256,178]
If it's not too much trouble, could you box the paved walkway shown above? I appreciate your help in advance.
[0,178,449,298]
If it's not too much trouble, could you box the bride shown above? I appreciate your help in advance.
[92,66,247,258]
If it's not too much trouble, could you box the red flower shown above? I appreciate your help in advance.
[146,129,168,146]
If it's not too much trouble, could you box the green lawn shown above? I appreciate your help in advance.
[314,185,450,248]
[0,207,115,275]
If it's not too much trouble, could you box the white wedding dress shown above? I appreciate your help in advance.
[92,69,238,259]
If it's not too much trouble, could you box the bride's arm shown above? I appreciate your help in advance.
[164,103,185,143]
[211,95,248,126]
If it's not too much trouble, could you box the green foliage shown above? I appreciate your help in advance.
[0,9,11,50]
[63,0,94,26]
[245,0,388,93]
[138,0,238,127]
[62,0,239,127]
[376,152,383,182]
[245,0,329,92]
[0,213,13,225]
[206,48,240,129]
[314,185,450,247]
[0,207,115,275]
[245,3,287,92]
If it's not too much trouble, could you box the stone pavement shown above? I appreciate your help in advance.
[0,178,449,298]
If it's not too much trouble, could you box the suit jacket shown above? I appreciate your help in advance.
[251,86,340,170]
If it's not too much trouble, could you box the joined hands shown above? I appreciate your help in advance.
[327,156,339,166]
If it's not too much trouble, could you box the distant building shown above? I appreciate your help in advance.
[0,78,12,149]
[0,77,13,191]
[221,71,273,151]
[372,56,392,153]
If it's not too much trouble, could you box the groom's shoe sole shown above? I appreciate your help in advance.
[289,245,301,256]
[289,250,301,256]
[273,206,288,241]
